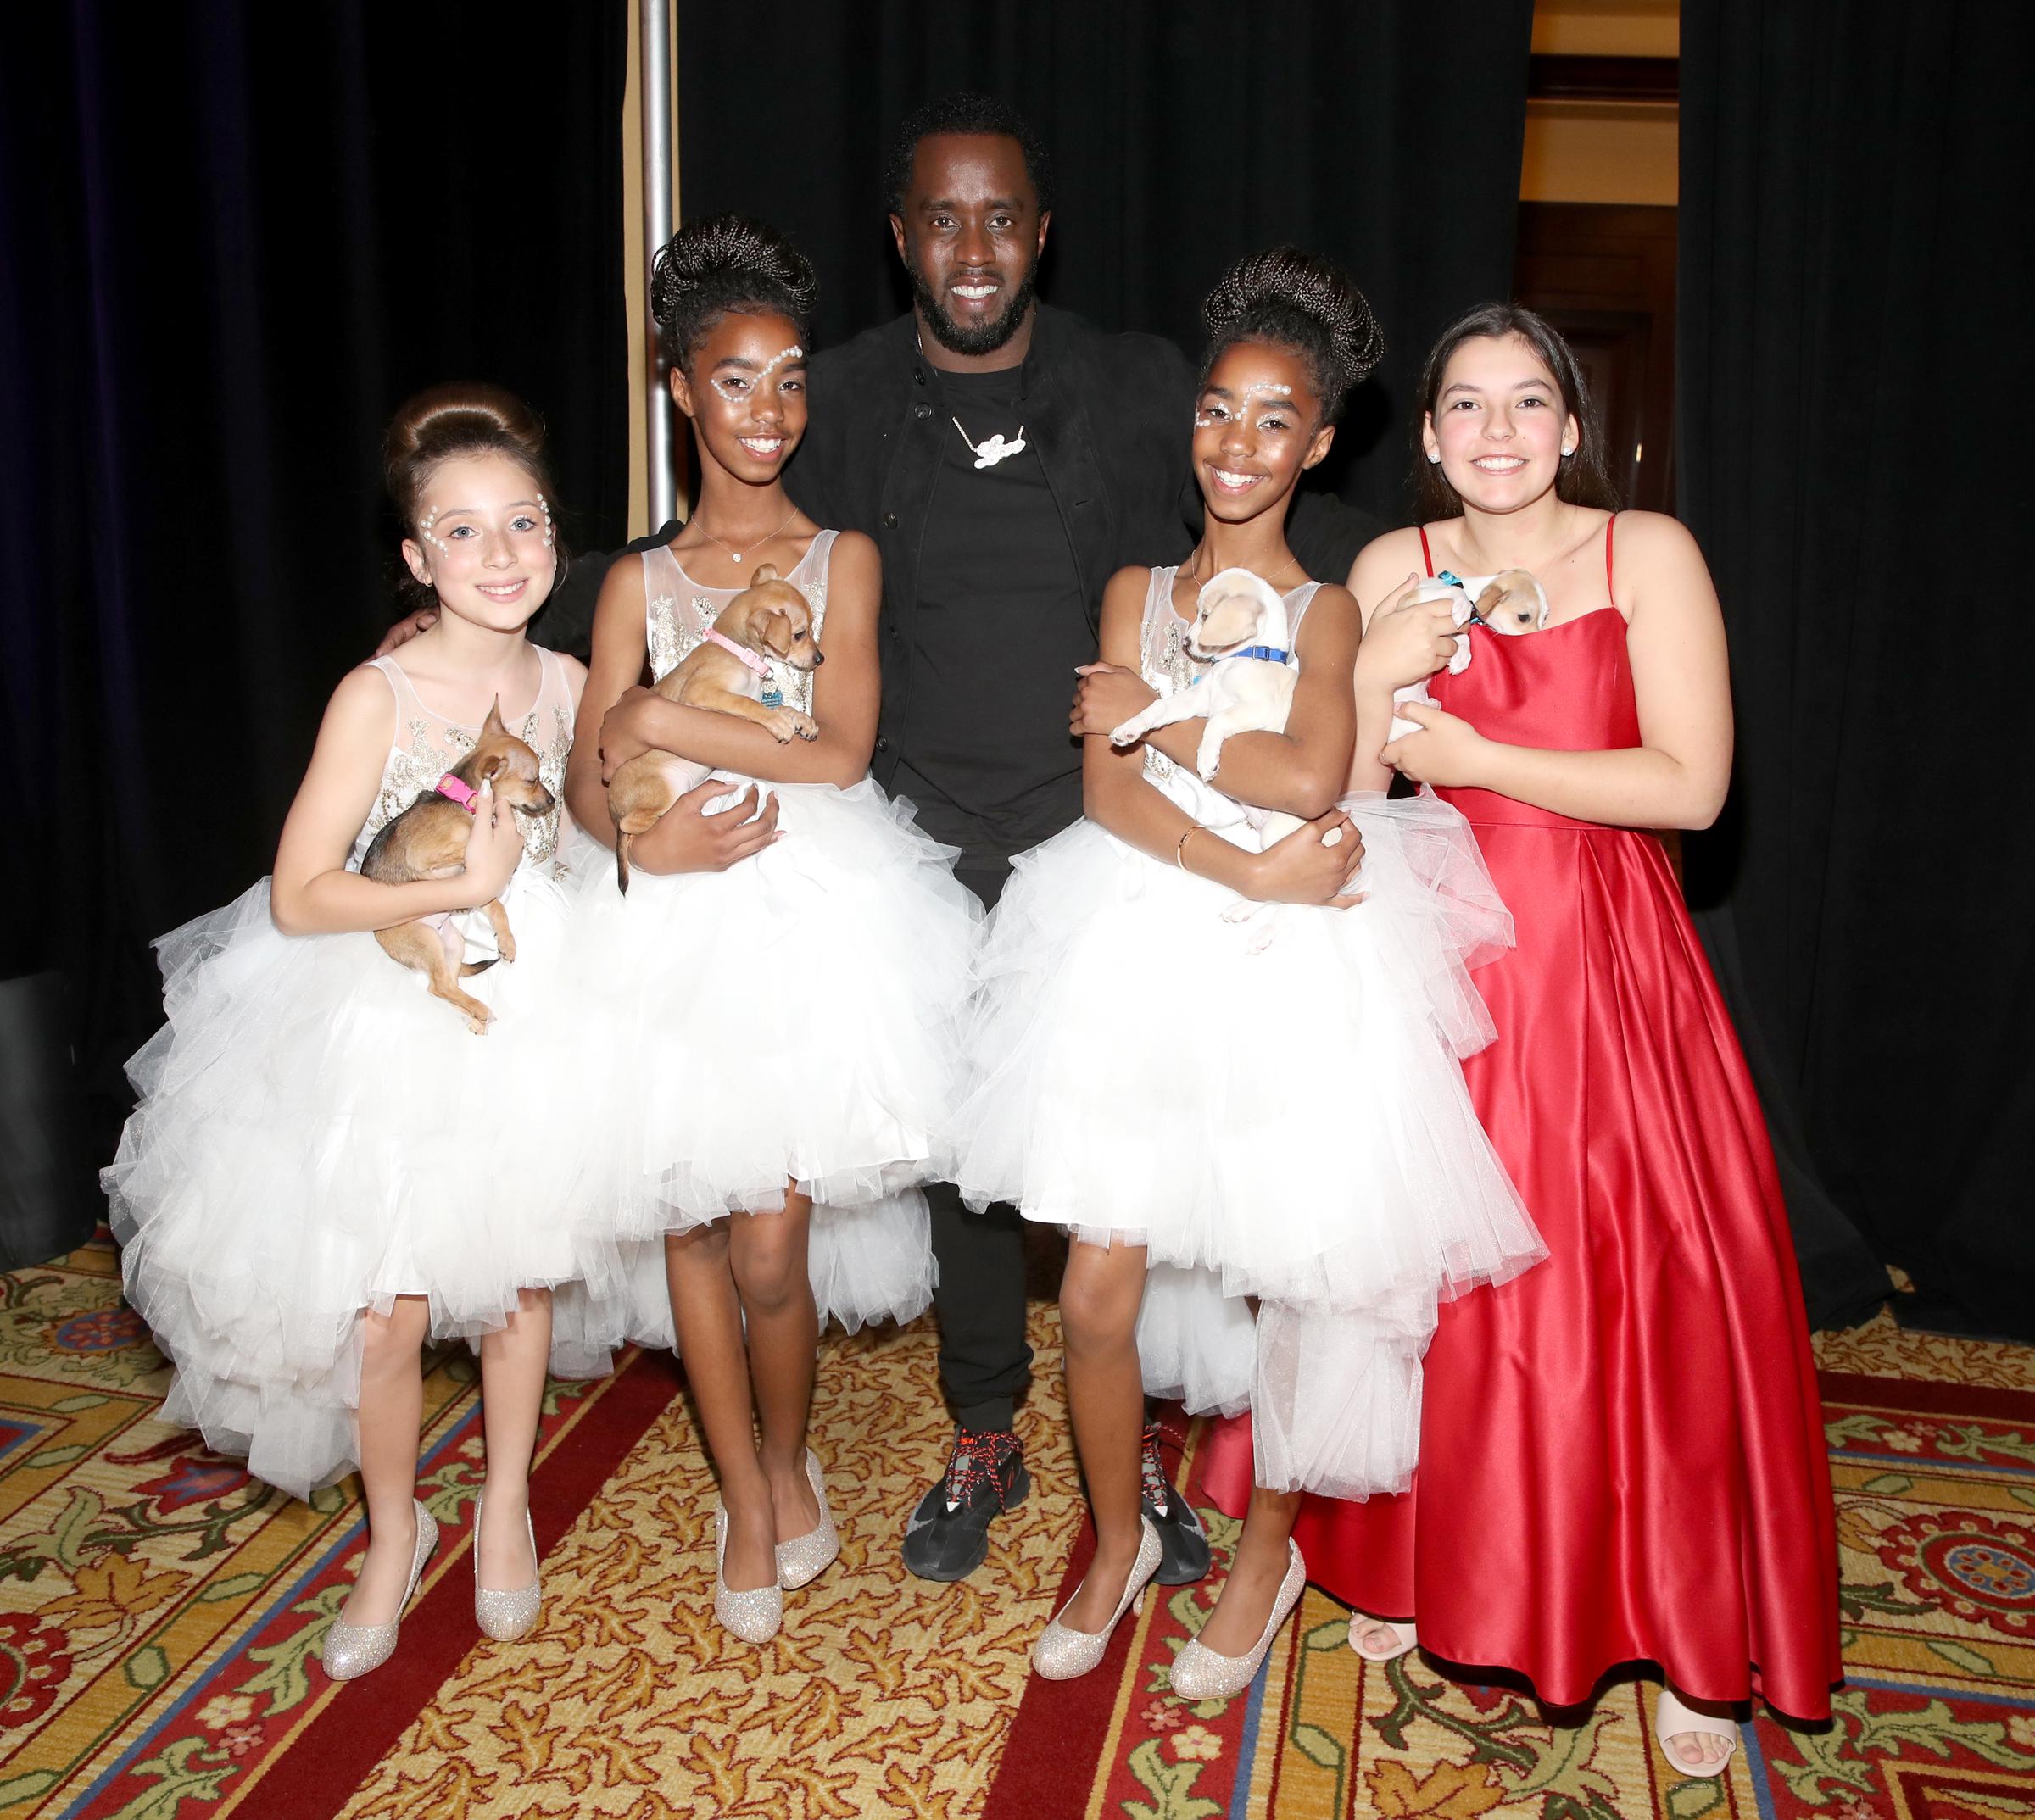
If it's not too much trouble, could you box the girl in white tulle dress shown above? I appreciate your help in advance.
[106,386,610,1680]
[947,249,1543,1694]
[562,217,978,1645]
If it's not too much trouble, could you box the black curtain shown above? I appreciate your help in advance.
[1,2,629,1184]
[673,0,1534,527]
[1680,2,2035,1338]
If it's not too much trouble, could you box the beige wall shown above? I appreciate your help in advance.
[1522,1,1678,207]
[622,2,680,538]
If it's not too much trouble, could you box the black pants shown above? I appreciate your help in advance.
[929,861,1034,1432]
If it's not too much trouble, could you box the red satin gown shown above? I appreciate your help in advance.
[1201,518,1840,1717]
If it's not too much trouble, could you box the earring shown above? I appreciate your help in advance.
[1427,451,1441,465]
[1561,444,1575,457]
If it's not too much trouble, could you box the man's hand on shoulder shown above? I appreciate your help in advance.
[373,607,436,658]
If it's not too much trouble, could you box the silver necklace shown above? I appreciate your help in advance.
[687,504,799,566]
[951,414,1027,470]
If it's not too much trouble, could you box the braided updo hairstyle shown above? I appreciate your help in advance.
[383,382,566,609]
[650,214,818,374]
[1198,246,1383,425]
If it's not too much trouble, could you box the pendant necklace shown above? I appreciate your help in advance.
[687,504,800,566]
[952,415,1027,470]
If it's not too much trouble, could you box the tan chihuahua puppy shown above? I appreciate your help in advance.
[607,564,823,893]
[359,700,555,1032]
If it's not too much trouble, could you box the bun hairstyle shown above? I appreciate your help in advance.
[1198,246,1384,426]
[1413,303,1621,518]
[650,214,818,374]
[382,382,566,609]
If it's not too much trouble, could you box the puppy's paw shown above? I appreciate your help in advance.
[1107,717,1146,748]
[1195,738,1225,782]
[763,708,813,743]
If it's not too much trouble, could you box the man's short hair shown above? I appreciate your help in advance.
[884,92,1055,216]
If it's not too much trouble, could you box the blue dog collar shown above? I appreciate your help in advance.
[1226,644,1292,665]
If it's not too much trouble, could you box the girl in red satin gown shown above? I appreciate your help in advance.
[1201,305,1840,1773]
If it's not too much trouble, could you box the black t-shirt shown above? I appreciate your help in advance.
[889,364,1092,872]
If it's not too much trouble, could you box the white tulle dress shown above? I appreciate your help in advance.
[947,569,1546,1499]
[106,650,633,1499]
[553,533,979,1339]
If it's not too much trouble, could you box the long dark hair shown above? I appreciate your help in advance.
[1412,303,1621,518]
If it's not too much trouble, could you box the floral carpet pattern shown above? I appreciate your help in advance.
[2,1237,2032,1818]
[984,1304,2035,1820]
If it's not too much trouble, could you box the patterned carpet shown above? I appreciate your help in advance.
[3,1233,2032,1817]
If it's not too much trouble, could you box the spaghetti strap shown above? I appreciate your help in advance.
[1604,512,1617,602]
[1418,526,1435,577]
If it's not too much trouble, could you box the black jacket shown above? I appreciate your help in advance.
[534,307,1382,784]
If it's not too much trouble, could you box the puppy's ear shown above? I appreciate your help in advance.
[752,563,779,585]
[752,609,792,659]
[480,697,508,740]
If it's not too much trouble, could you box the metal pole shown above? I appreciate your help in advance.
[640,0,676,525]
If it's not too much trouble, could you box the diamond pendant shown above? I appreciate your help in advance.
[731,552,744,563]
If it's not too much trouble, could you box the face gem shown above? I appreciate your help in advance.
[709,344,804,405]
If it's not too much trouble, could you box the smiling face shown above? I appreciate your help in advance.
[670,309,808,486]
[401,452,557,630]
[1423,333,1581,514]
[889,132,1049,358]
[1191,340,1334,527]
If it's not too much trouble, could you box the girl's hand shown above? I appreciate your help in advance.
[624,782,781,874]
[1354,574,1461,691]
[455,781,527,906]
[1245,811,1368,906]
[1379,700,1488,788]
[597,686,661,784]
[1070,662,1157,739]
[373,606,437,658]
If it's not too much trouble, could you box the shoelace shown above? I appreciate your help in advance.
[944,1428,1023,1512]
[1140,1422,1178,1517]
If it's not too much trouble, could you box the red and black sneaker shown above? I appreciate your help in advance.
[1142,1419,1213,1586]
[902,1426,1030,1583]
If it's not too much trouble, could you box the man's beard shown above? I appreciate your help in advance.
[910,255,1041,358]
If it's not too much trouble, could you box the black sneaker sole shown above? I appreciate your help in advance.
[903,1462,1032,1583]
[1148,1505,1214,1586]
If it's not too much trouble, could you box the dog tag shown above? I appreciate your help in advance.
[761,687,783,709]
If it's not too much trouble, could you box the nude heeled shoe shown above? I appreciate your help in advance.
[1169,1538,1307,1700]
[321,1499,438,1681]
[1654,1688,1741,1778]
[471,1489,542,1642]
[1347,1613,1420,1661]
[1032,1517,1163,1681]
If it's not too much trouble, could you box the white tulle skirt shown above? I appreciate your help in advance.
[950,789,1544,1499]
[547,776,978,1336]
[105,864,636,1499]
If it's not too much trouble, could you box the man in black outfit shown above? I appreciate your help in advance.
[402,93,1376,1587]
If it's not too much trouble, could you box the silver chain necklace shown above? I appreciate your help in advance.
[687,504,799,566]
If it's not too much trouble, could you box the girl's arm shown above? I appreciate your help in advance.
[270,666,526,936]
[594,532,879,788]
[1347,532,1459,788]
[1380,513,1733,831]
[566,556,781,872]
[1072,582,1363,819]
[1084,569,1366,907]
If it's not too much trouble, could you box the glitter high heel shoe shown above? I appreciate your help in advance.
[321,1499,438,1682]
[1031,1517,1162,1681]
[471,1489,542,1643]
[775,1450,840,1592]
[714,1499,784,1645]
[1168,1536,1307,1700]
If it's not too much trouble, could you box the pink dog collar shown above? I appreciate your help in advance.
[701,626,774,680]
[435,773,482,812]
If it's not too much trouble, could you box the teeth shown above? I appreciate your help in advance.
[953,284,997,299]
[1474,457,1525,469]
[1213,469,1258,487]
[739,437,783,453]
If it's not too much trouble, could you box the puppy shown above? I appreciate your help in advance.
[1107,567,1334,943]
[606,563,822,893]
[1386,567,1551,741]
[359,700,555,1032]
